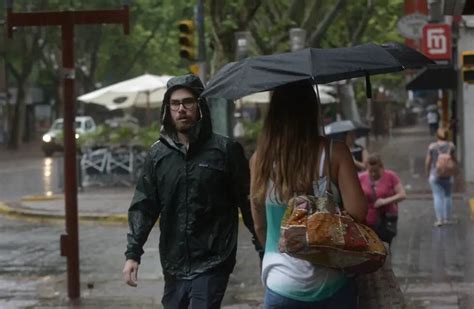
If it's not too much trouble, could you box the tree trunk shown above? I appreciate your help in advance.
[337,81,361,122]
[8,81,26,149]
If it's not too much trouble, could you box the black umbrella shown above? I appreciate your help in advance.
[324,120,370,138]
[202,42,434,100]
[405,64,457,90]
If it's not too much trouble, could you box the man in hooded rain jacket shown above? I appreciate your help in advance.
[122,74,261,308]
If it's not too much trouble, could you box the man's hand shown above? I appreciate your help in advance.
[123,259,139,287]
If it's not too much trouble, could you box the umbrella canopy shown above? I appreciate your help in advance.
[324,120,370,138]
[405,64,457,90]
[78,74,173,110]
[202,42,434,100]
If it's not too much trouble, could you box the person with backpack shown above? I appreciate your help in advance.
[425,128,457,227]
[426,108,440,136]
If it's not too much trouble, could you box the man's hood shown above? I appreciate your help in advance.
[160,74,212,150]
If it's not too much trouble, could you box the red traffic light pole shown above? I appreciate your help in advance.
[5,0,129,299]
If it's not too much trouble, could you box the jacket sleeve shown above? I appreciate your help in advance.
[227,141,264,254]
[125,151,161,264]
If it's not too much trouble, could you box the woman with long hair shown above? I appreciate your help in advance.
[250,81,367,308]
[425,127,457,227]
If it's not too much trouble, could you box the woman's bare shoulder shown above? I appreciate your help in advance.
[249,152,259,170]
[325,138,350,157]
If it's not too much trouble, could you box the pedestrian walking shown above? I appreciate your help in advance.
[324,120,370,171]
[425,127,457,227]
[358,153,406,247]
[122,74,262,309]
[249,81,367,308]
[345,131,369,171]
[427,107,440,136]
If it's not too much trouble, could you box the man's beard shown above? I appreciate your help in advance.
[173,118,195,133]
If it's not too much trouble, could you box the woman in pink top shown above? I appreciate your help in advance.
[358,153,407,246]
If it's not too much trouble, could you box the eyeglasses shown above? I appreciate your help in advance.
[169,97,197,111]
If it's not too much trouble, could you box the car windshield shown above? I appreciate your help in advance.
[52,121,81,130]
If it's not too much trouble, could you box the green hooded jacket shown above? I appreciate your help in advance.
[125,75,259,279]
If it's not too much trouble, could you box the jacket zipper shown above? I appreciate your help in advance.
[184,152,191,275]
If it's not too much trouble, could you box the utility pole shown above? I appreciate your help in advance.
[5,0,129,299]
[196,0,207,84]
[0,18,7,144]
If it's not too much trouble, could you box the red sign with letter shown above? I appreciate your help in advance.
[422,24,452,60]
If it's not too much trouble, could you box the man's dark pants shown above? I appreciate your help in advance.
[162,272,230,309]
[429,123,439,136]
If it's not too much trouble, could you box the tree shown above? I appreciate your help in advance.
[208,0,350,71]
[4,1,49,149]
[4,0,193,148]
[208,0,263,71]
[207,0,404,123]
[322,0,404,122]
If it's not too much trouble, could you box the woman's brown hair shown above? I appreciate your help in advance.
[436,127,448,141]
[367,153,383,168]
[251,81,321,206]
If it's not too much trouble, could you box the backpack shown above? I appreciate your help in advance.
[435,144,456,178]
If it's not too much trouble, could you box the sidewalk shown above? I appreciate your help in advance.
[0,124,462,223]
[1,123,474,308]
[0,186,133,223]
[0,139,43,161]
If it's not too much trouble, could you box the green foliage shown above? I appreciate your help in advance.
[78,123,160,149]
[108,126,137,146]
[242,119,263,142]
[6,0,195,100]
[136,123,161,148]
[80,125,110,147]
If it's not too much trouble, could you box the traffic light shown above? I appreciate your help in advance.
[178,19,196,61]
[462,51,474,84]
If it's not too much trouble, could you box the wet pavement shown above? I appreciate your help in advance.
[0,124,473,308]
[0,217,262,308]
[371,125,474,308]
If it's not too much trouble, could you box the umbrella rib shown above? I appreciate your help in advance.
[309,48,316,82]
[241,58,252,99]
[380,43,405,70]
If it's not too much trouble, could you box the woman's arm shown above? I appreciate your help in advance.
[249,153,267,248]
[451,144,458,163]
[353,158,366,170]
[425,148,432,177]
[353,148,368,170]
[333,141,368,222]
[374,183,407,208]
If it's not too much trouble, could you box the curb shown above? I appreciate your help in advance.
[21,194,63,202]
[0,201,127,223]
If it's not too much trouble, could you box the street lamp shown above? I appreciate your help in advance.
[210,31,251,138]
[289,28,307,51]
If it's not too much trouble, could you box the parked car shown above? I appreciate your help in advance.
[41,116,97,157]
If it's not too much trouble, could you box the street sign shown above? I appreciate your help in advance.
[397,13,428,39]
[422,24,452,60]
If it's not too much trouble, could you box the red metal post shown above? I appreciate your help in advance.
[5,1,129,300]
[61,20,80,299]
